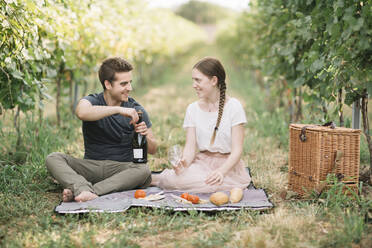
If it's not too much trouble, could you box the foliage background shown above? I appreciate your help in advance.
[0,0,371,247]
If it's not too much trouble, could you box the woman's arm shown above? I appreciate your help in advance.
[181,127,197,167]
[205,123,245,185]
[173,127,197,175]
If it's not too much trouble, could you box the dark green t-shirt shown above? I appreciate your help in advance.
[82,93,152,162]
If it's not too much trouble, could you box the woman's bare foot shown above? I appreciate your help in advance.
[62,189,74,202]
[74,191,98,202]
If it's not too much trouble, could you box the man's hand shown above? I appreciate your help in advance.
[134,121,148,136]
[119,108,139,125]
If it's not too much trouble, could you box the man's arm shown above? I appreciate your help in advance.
[75,99,139,124]
[134,121,157,154]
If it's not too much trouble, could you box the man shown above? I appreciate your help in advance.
[46,57,157,202]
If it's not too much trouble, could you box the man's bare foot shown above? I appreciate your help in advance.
[62,189,74,202]
[74,191,98,202]
[150,174,159,186]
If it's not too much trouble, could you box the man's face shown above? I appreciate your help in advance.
[106,71,132,102]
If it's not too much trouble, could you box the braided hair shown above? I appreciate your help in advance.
[193,57,226,145]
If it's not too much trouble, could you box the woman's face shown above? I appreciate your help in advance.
[191,68,217,99]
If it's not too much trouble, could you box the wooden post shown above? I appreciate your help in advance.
[73,81,79,113]
[338,88,344,127]
[352,99,361,129]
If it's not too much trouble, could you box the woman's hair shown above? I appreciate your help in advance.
[193,57,226,145]
[98,57,133,90]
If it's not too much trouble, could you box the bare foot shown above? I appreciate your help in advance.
[62,189,74,202]
[74,191,98,202]
[150,174,159,186]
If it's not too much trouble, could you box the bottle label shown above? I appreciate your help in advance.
[133,149,143,159]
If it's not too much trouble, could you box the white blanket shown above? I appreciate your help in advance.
[55,185,273,214]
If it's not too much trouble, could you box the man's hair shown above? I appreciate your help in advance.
[98,57,133,90]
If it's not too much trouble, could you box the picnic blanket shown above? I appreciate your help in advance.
[55,184,273,214]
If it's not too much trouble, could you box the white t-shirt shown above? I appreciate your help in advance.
[183,97,247,153]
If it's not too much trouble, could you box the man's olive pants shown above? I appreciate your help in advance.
[45,152,152,197]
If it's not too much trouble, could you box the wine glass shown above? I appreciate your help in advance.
[168,144,182,167]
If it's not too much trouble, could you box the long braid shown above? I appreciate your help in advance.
[210,81,226,145]
[193,57,226,146]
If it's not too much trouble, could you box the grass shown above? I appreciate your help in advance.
[1,44,372,247]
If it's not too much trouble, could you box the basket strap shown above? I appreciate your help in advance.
[314,150,343,195]
[299,126,308,142]
[289,169,315,182]
[299,121,336,142]
[322,121,336,129]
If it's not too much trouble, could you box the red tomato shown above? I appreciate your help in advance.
[188,195,200,204]
[134,190,146,199]
[181,193,189,200]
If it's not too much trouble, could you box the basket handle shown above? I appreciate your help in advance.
[299,121,336,142]
[314,150,343,195]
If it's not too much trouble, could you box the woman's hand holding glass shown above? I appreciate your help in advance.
[168,145,185,175]
[173,159,187,175]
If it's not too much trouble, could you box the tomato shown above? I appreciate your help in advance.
[188,195,200,204]
[181,193,189,200]
[186,194,193,201]
[134,189,146,199]
[181,193,199,204]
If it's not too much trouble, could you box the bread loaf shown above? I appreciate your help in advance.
[229,188,243,203]
[209,192,229,206]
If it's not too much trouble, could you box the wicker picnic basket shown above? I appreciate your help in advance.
[289,123,361,196]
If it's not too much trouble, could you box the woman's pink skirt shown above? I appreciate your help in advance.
[156,152,251,193]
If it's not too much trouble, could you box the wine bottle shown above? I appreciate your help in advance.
[132,110,148,163]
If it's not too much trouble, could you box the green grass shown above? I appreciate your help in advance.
[0,44,372,247]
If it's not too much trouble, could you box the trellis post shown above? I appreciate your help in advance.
[352,99,361,129]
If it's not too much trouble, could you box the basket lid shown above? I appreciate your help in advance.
[290,123,361,134]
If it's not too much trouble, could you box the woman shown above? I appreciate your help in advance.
[152,57,251,193]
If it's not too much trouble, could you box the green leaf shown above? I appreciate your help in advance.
[11,70,24,80]
[46,68,57,78]
[334,0,344,9]
[310,59,325,72]
[352,18,364,32]
[293,77,305,87]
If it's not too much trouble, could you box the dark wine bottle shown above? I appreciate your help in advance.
[132,110,148,163]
